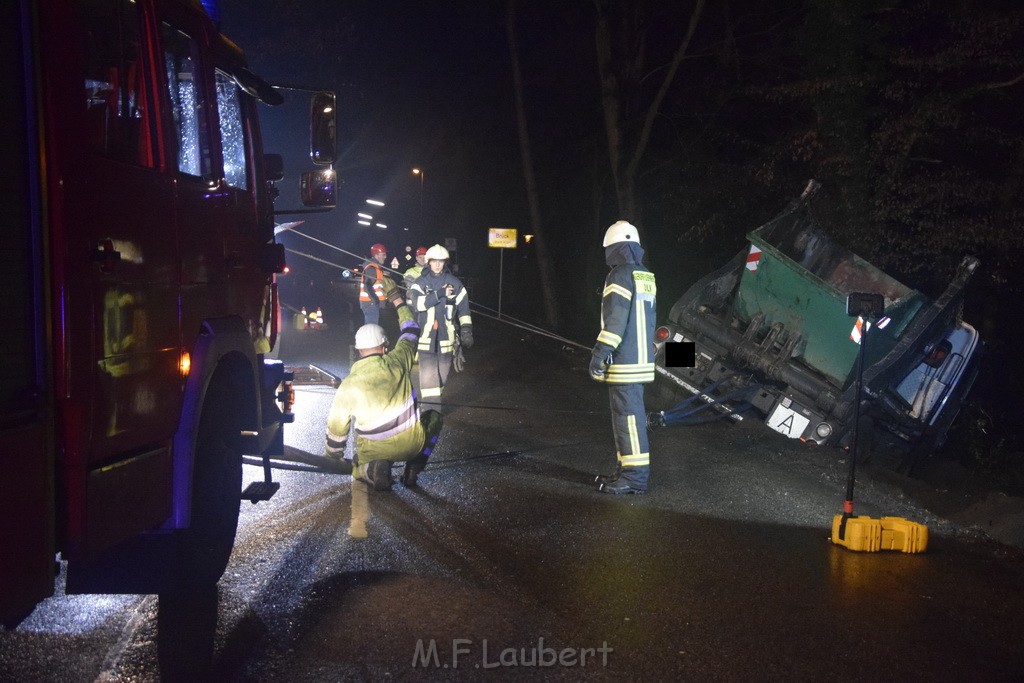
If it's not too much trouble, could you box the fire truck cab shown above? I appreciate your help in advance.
[2,0,335,626]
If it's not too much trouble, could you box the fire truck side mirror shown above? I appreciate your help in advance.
[310,91,336,165]
[300,168,337,208]
[264,153,284,182]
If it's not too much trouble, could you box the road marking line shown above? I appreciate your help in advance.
[349,479,369,538]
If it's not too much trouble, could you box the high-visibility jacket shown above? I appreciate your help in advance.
[403,264,424,289]
[594,244,657,384]
[403,265,424,304]
[324,306,426,462]
[410,269,472,354]
[359,260,387,303]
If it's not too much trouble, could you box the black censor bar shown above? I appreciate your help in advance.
[664,341,696,368]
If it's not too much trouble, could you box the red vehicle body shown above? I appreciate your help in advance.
[1,0,335,625]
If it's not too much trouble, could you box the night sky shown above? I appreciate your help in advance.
[219,0,526,279]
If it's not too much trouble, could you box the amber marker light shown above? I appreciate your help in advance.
[179,351,191,377]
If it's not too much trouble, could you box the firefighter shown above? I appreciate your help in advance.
[589,220,657,494]
[324,278,442,490]
[409,244,473,401]
[359,243,389,325]
[403,246,428,293]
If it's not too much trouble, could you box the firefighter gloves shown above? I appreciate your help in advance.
[380,276,409,309]
[460,327,474,349]
[589,348,612,381]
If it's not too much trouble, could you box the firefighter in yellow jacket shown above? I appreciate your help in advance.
[325,278,442,490]
[590,221,657,494]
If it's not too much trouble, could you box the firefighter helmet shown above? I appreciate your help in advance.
[354,323,387,349]
[602,220,640,247]
[370,243,387,256]
[415,246,428,257]
[425,244,450,261]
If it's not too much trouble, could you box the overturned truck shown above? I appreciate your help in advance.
[650,181,981,468]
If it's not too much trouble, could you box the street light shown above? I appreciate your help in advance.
[411,168,424,229]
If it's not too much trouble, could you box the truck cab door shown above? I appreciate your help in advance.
[1,0,54,625]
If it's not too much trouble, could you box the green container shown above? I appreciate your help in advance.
[733,226,927,389]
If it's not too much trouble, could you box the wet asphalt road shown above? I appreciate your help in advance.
[3,305,1024,681]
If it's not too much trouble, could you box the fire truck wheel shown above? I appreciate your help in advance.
[173,377,244,592]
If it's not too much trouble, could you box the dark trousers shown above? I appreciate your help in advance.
[360,301,380,325]
[418,350,453,401]
[609,383,650,486]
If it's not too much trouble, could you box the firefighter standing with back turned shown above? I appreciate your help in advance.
[359,243,389,325]
[410,244,473,402]
[324,277,442,490]
[590,221,657,494]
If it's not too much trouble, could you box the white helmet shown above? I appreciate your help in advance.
[425,244,450,261]
[354,324,387,350]
[603,220,640,247]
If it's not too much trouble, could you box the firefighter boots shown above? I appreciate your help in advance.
[593,464,622,485]
[365,459,394,491]
[596,466,648,495]
[401,454,428,488]
[598,478,647,495]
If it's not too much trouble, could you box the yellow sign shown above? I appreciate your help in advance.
[488,228,518,249]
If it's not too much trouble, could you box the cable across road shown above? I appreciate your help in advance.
[283,229,591,351]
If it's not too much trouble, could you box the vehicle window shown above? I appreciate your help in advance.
[161,23,211,179]
[80,0,154,166]
[215,69,248,190]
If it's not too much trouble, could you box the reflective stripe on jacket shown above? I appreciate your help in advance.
[596,265,656,384]
[410,271,471,354]
[359,261,387,303]
[324,307,425,461]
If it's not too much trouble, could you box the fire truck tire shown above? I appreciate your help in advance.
[173,376,244,593]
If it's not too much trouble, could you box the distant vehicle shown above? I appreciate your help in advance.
[2,0,335,626]
[649,181,981,469]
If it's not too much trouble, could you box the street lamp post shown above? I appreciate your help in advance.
[411,168,424,231]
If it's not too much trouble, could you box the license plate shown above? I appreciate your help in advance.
[766,403,810,440]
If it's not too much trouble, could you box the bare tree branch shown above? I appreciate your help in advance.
[506,0,559,327]
[626,0,706,182]
[983,71,1024,91]
[594,1,624,208]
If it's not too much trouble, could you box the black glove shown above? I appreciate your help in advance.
[460,326,474,349]
[589,348,612,381]
[453,346,466,372]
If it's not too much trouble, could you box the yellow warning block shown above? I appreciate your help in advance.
[831,515,929,553]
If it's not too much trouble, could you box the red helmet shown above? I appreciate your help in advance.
[370,243,387,256]
[415,246,428,257]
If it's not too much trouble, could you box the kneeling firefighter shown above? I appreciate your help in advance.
[324,277,442,491]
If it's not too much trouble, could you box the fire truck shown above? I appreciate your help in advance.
[2,0,336,626]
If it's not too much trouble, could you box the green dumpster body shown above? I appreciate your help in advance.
[733,228,928,389]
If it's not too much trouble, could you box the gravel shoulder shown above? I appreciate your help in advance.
[698,414,1024,552]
